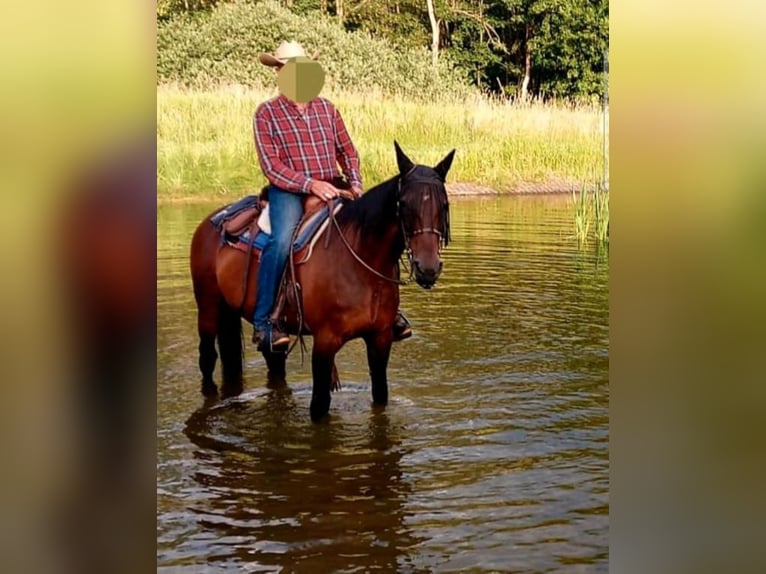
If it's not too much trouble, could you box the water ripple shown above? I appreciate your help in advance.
[158,196,608,572]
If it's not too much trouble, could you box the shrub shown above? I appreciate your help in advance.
[157,0,473,101]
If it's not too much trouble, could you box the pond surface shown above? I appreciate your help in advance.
[157,195,609,572]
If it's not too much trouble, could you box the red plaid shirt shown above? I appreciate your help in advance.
[253,94,362,194]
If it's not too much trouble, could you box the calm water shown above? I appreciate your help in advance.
[157,195,609,573]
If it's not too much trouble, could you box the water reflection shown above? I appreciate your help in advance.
[158,195,609,572]
[183,384,426,572]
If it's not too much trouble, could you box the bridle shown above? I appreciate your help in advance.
[397,167,449,261]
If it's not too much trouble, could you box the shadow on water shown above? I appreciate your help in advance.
[182,381,427,573]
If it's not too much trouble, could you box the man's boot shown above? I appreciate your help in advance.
[254,284,290,351]
[393,310,412,341]
[253,323,290,352]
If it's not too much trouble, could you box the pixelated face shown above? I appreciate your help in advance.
[276,56,325,103]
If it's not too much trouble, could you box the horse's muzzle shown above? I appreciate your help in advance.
[413,260,442,289]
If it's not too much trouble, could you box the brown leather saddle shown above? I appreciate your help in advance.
[212,178,353,332]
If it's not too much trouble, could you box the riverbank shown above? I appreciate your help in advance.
[158,86,607,203]
[157,180,610,206]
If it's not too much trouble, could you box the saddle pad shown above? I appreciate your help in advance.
[228,198,344,254]
[210,195,259,230]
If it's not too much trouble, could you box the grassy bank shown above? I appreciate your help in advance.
[157,85,607,202]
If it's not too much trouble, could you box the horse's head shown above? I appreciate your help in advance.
[394,141,455,289]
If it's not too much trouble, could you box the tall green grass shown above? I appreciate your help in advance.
[157,86,606,201]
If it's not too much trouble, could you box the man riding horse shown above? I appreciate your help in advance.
[252,40,412,351]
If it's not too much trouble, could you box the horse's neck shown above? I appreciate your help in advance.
[345,218,402,272]
[337,183,403,270]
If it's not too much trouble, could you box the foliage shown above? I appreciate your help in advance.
[157,0,224,20]
[533,0,609,100]
[322,0,423,48]
[157,0,608,101]
[157,0,471,100]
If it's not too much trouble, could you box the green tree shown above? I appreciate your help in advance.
[533,0,608,99]
[449,0,608,100]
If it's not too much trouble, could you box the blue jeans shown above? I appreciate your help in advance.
[253,185,304,330]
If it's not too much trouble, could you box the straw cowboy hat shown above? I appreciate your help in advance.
[258,41,321,67]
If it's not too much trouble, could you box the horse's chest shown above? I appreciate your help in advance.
[368,283,395,324]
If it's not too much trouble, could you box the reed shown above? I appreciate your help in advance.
[572,181,610,247]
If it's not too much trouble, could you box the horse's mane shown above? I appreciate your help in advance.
[335,175,399,233]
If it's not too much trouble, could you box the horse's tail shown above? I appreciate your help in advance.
[217,299,243,385]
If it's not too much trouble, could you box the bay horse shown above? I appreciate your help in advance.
[190,142,455,422]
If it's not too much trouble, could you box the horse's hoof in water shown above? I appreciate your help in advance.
[220,380,244,399]
[371,402,388,414]
[266,371,287,389]
[372,391,389,406]
[201,380,218,397]
[310,400,331,423]
[310,411,330,423]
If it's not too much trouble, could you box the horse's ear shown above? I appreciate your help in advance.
[394,140,415,175]
[434,149,456,181]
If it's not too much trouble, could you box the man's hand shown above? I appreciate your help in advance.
[308,180,342,202]
[351,184,363,198]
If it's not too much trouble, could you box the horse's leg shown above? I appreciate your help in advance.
[364,331,393,406]
[217,300,243,397]
[195,294,219,396]
[310,336,340,422]
[262,349,287,386]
